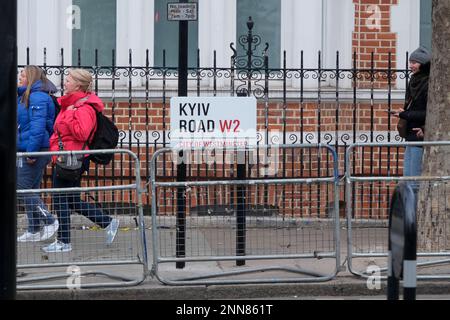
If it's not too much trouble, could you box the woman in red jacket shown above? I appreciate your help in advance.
[42,69,119,253]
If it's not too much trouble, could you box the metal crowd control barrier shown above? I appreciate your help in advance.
[16,149,148,290]
[345,141,450,280]
[150,144,341,285]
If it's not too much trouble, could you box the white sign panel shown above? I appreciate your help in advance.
[167,3,198,21]
[170,97,257,148]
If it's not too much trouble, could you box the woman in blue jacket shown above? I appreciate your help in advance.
[17,66,59,242]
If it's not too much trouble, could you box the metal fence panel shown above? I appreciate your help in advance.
[345,142,450,280]
[16,149,148,289]
[150,144,341,285]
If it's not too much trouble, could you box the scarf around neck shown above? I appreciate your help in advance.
[406,68,429,103]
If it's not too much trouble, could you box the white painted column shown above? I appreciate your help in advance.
[31,0,59,65]
[223,0,236,89]
[289,0,323,89]
[18,0,43,65]
[199,0,235,89]
[17,0,71,88]
[214,0,236,68]
[325,0,354,88]
[198,0,210,67]
[142,0,154,66]
[392,0,420,90]
[198,0,211,88]
[17,0,31,65]
[117,0,149,86]
[59,0,73,69]
[281,0,294,89]
[116,0,128,68]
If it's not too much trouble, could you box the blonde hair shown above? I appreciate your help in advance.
[21,66,48,108]
[68,68,93,93]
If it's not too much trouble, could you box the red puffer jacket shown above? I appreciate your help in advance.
[49,91,104,156]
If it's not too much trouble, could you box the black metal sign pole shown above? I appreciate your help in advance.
[176,0,188,269]
[0,0,17,300]
[236,18,254,267]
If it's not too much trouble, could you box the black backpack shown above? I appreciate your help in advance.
[87,105,119,165]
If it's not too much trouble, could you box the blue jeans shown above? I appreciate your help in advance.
[403,146,424,177]
[17,153,55,233]
[52,159,112,244]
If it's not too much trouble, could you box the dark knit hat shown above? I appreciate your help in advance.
[409,46,431,65]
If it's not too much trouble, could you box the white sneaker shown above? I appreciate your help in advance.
[40,219,59,241]
[17,231,40,242]
[42,239,72,253]
[105,218,119,245]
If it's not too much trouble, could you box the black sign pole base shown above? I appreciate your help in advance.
[236,160,246,266]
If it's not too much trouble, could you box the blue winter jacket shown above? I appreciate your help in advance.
[17,80,57,152]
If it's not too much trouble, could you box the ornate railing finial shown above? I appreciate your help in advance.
[246,16,254,31]
[231,16,269,98]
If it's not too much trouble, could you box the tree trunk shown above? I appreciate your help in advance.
[417,0,450,251]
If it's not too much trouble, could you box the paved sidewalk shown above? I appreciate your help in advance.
[16,273,450,300]
[16,215,450,300]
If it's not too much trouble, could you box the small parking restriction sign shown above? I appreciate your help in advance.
[167,3,198,21]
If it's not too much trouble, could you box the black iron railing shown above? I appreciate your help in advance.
[18,18,412,217]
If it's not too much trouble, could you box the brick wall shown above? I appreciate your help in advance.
[103,100,403,136]
[353,0,398,88]
[42,99,403,219]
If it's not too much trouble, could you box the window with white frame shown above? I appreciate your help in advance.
[420,0,432,50]
[72,0,117,66]
[154,0,199,68]
[281,0,353,89]
[236,0,281,69]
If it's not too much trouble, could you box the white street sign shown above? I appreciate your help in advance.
[170,96,257,148]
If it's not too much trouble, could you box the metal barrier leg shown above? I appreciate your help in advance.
[176,152,186,269]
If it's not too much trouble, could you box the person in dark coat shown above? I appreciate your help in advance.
[393,46,431,176]
[17,66,59,242]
